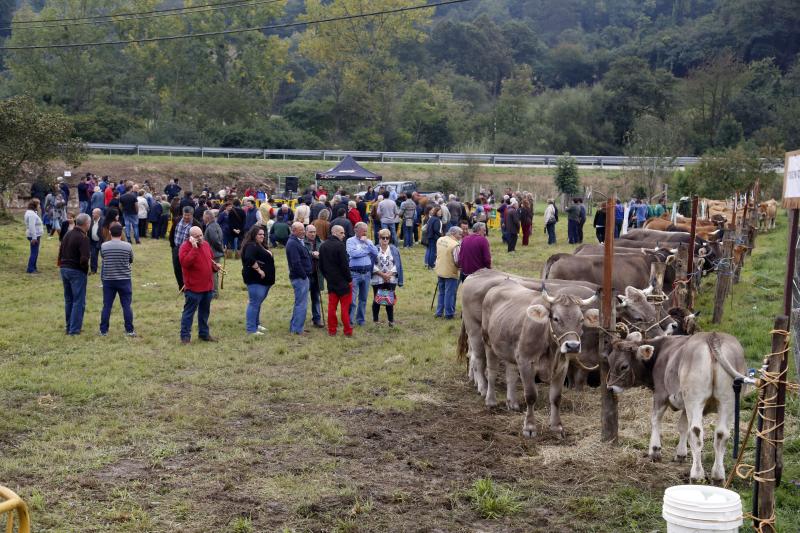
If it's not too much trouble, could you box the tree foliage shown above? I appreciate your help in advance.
[0,95,85,210]
[0,0,797,158]
[554,153,580,196]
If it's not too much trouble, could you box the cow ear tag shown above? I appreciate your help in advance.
[526,304,549,323]
[637,344,655,361]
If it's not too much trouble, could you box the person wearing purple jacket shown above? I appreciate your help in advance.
[458,222,492,281]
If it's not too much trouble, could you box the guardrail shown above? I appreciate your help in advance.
[84,143,701,168]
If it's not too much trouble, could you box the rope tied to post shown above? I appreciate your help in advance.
[724,329,799,532]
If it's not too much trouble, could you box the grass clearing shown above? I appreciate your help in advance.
[0,208,797,531]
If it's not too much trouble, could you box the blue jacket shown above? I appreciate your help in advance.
[286,235,312,280]
[370,244,404,287]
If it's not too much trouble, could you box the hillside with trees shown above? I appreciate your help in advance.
[0,0,798,157]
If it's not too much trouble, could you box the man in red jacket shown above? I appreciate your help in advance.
[179,226,218,344]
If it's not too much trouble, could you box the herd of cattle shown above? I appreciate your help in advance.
[455,216,773,484]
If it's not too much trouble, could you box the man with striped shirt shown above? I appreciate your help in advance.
[99,222,136,336]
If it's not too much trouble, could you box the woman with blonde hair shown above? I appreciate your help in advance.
[295,202,310,225]
[372,228,403,326]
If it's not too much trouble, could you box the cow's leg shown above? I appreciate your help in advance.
[505,363,521,411]
[484,345,499,408]
[648,399,669,462]
[547,359,570,438]
[517,360,538,438]
[685,399,706,482]
[711,398,733,483]
[674,410,689,462]
[471,350,488,396]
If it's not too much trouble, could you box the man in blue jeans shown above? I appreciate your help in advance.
[119,183,141,244]
[179,226,218,343]
[434,226,462,319]
[99,223,136,336]
[346,221,378,325]
[286,222,313,334]
[58,213,91,335]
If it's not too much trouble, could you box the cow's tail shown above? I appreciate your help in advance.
[542,253,564,279]
[456,321,469,364]
[708,333,749,382]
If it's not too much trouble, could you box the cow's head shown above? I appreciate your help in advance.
[667,307,699,335]
[605,332,654,393]
[527,288,599,354]
[617,286,673,337]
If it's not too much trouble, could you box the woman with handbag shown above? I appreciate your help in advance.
[371,228,403,326]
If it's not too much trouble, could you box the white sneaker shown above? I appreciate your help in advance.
[257,325,267,332]
[250,331,265,336]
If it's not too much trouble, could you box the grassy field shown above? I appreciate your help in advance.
[0,212,797,532]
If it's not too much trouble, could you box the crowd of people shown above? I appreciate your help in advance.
[30,175,669,341]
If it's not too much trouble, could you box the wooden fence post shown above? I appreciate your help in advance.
[672,242,689,309]
[733,244,748,285]
[712,230,735,324]
[754,315,789,533]
[601,196,618,443]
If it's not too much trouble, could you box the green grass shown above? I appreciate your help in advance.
[465,478,524,519]
[0,209,797,531]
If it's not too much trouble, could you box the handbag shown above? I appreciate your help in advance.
[374,288,396,306]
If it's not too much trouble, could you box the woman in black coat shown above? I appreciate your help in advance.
[241,225,275,335]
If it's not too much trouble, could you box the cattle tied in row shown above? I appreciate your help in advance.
[605,331,748,483]
[458,269,671,437]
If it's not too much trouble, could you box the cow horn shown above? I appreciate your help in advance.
[579,294,598,306]
[642,286,654,295]
[541,287,558,304]
[665,255,676,265]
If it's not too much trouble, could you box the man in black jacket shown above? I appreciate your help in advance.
[318,225,353,337]
[58,213,91,335]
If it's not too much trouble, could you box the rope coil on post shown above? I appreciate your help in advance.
[723,329,799,532]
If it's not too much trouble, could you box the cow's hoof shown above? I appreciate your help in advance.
[506,400,521,412]
[673,454,687,463]
[551,426,565,440]
[522,428,536,439]
[649,448,662,462]
[485,397,498,408]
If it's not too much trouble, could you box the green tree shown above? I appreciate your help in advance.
[495,65,535,153]
[554,153,580,196]
[0,95,85,212]
[624,114,685,199]
[679,143,776,199]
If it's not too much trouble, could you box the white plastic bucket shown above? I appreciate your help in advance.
[662,485,743,532]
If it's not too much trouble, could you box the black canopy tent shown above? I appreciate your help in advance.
[315,155,382,182]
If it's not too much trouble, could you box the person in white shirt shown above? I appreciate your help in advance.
[137,190,150,239]
[25,199,44,274]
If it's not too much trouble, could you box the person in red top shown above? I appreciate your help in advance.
[104,183,114,206]
[346,200,361,226]
[179,226,218,344]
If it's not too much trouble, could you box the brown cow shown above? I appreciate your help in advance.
[759,199,778,231]
[543,253,676,292]
[481,281,598,437]
[605,331,748,482]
